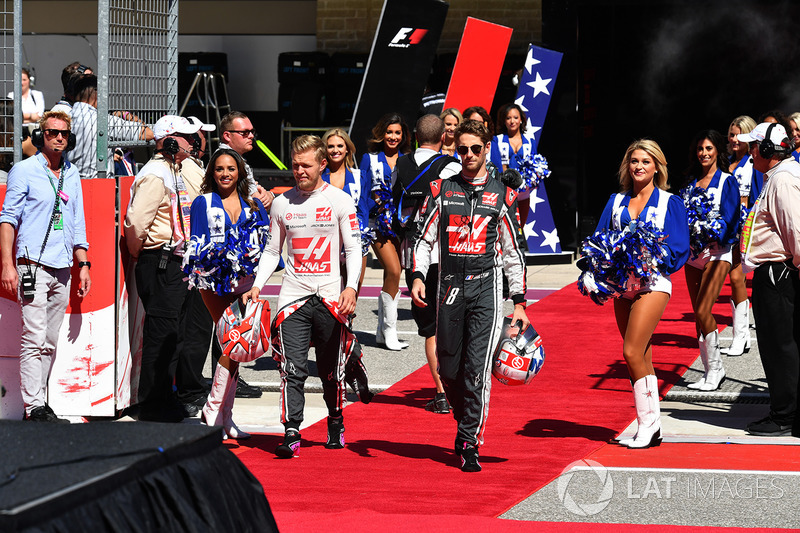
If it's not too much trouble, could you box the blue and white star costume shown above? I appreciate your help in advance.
[489,134,535,200]
[323,166,371,254]
[683,169,741,268]
[596,188,690,297]
[359,151,396,238]
[186,193,272,295]
[730,155,756,199]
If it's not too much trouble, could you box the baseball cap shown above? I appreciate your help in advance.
[737,122,789,148]
[153,115,202,140]
[188,116,216,132]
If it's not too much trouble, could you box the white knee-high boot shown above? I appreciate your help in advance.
[377,291,408,350]
[699,330,725,391]
[626,375,662,449]
[721,299,751,356]
[223,369,250,440]
[375,292,385,345]
[202,364,234,438]
[687,334,708,389]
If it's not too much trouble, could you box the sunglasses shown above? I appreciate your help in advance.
[44,129,71,138]
[229,130,256,138]
[456,144,484,156]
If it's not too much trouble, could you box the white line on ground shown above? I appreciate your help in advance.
[569,466,800,476]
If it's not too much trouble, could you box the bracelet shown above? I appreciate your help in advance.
[78,261,91,269]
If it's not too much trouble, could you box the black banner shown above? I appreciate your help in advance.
[349,0,449,158]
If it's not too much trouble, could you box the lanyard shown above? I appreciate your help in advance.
[42,160,66,210]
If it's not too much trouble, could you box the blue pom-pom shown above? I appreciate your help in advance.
[515,153,551,191]
[577,228,628,305]
[680,186,725,259]
[372,185,397,239]
[183,210,270,295]
[577,220,671,304]
[360,226,376,255]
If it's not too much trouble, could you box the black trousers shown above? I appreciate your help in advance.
[173,288,213,403]
[436,269,504,448]
[751,262,800,431]
[405,263,438,338]
[135,252,189,407]
[272,296,346,430]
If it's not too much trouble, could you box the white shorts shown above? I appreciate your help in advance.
[619,273,672,300]
[686,243,733,270]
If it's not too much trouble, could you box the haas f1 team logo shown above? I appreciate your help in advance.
[446,214,491,255]
[388,27,429,48]
[316,207,332,222]
[292,235,332,273]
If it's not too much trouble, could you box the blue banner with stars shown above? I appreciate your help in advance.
[516,44,563,254]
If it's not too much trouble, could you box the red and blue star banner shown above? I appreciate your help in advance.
[517,44,564,255]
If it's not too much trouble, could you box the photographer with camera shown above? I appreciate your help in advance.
[1,111,91,423]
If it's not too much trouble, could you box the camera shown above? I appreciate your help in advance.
[21,272,36,299]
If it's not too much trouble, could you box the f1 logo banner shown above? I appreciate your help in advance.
[349,0,449,158]
[443,17,513,113]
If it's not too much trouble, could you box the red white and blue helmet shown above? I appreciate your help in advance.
[492,318,545,386]
[217,297,271,363]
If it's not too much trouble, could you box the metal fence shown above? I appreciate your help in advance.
[95,0,178,178]
[0,0,178,180]
[0,0,20,175]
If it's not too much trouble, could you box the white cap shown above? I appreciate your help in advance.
[737,122,789,149]
[188,116,216,132]
[153,115,202,140]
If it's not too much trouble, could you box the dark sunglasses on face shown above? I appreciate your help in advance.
[456,144,484,156]
[229,130,256,138]
[44,129,70,138]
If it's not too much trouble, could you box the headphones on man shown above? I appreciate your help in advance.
[158,136,180,156]
[759,122,790,159]
[31,128,77,152]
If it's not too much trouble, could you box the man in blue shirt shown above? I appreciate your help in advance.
[0,111,91,422]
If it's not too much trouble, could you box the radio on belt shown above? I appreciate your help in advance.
[492,317,545,386]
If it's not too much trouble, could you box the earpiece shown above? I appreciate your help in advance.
[159,137,180,155]
[759,123,790,158]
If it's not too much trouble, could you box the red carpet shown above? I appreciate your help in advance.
[229,270,754,530]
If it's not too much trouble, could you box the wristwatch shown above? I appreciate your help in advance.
[78,261,91,269]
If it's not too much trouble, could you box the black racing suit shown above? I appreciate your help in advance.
[411,173,527,448]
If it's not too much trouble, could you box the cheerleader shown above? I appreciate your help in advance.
[788,112,800,163]
[594,140,689,448]
[187,149,270,439]
[439,107,463,157]
[359,113,411,350]
[323,128,369,288]
[724,116,758,356]
[462,105,494,137]
[490,103,535,226]
[682,130,741,391]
